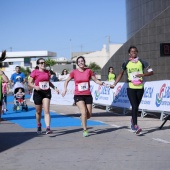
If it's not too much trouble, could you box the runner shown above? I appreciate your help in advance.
[62,56,106,137]
[110,46,154,134]
[28,58,59,134]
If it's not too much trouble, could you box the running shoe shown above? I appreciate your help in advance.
[130,118,136,132]
[46,128,52,134]
[135,125,142,134]
[37,126,42,134]
[83,130,89,137]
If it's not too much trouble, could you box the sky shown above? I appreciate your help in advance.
[0,0,126,59]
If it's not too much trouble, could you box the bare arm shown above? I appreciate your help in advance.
[28,77,40,91]
[110,70,125,88]
[91,75,104,85]
[136,66,154,78]
[49,81,59,94]
[62,76,72,97]
[0,71,9,83]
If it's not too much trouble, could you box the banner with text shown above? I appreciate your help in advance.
[30,80,170,112]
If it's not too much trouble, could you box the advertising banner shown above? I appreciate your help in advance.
[30,80,170,112]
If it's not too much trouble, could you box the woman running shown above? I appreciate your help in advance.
[62,56,106,137]
[28,58,59,134]
[110,46,153,134]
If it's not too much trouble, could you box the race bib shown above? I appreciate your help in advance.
[129,71,140,80]
[39,81,49,90]
[78,82,88,91]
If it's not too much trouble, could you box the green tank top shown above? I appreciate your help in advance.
[126,60,144,89]
[108,73,116,82]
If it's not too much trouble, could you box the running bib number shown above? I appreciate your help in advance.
[78,82,88,91]
[39,81,49,90]
[129,71,140,80]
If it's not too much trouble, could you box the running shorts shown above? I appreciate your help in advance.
[33,89,51,105]
[74,95,93,104]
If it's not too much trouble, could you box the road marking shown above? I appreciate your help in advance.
[152,138,170,144]
[59,113,67,115]
[111,124,121,128]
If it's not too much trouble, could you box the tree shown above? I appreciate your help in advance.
[45,58,57,67]
[88,62,101,73]
[20,67,31,77]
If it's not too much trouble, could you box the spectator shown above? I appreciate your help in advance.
[10,66,26,85]
[107,67,116,82]
[59,69,69,81]
[50,70,59,82]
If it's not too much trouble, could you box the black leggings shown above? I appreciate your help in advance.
[127,88,144,125]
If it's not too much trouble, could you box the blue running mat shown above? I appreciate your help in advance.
[2,95,106,128]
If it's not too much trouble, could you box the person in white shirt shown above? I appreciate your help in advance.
[59,69,69,81]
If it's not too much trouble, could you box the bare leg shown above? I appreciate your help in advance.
[86,104,92,119]
[35,104,42,124]
[42,98,50,127]
[76,101,88,130]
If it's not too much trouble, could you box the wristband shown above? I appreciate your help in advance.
[147,68,153,72]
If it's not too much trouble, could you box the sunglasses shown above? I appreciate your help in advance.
[39,62,45,65]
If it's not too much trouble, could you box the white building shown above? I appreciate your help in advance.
[0,50,56,79]
[71,44,122,69]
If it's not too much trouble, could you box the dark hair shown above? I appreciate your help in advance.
[76,56,86,65]
[108,67,114,74]
[61,69,68,75]
[128,46,138,53]
[35,66,39,69]
[50,70,56,75]
[0,50,6,62]
[15,66,21,69]
[36,58,45,65]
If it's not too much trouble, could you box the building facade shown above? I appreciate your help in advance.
[72,44,122,69]
[101,0,170,81]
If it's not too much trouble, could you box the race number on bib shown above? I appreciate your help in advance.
[39,81,49,90]
[129,71,140,80]
[78,82,88,91]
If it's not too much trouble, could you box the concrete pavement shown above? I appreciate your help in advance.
[0,99,170,170]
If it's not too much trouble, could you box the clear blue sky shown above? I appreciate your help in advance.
[0,0,126,59]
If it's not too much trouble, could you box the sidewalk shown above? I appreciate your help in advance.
[0,98,170,170]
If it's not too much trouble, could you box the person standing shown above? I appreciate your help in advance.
[107,67,116,82]
[10,66,26,85]
[2,81,9,112]
[110,46,153,134]
[62,56,106,137]
[0,50,9,121]
[28,58,59,134]
[59,69,69,81]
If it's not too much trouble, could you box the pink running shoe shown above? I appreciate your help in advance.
[135,125,142,134]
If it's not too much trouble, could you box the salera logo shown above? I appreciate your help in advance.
[155,83,166,107]
[113,85,122,102]
[94,85,102,100]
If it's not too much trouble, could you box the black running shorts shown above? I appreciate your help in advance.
[74,95,93,104]
[33,89,51,105]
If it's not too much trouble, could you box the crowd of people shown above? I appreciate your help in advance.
[0,45,154,137]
